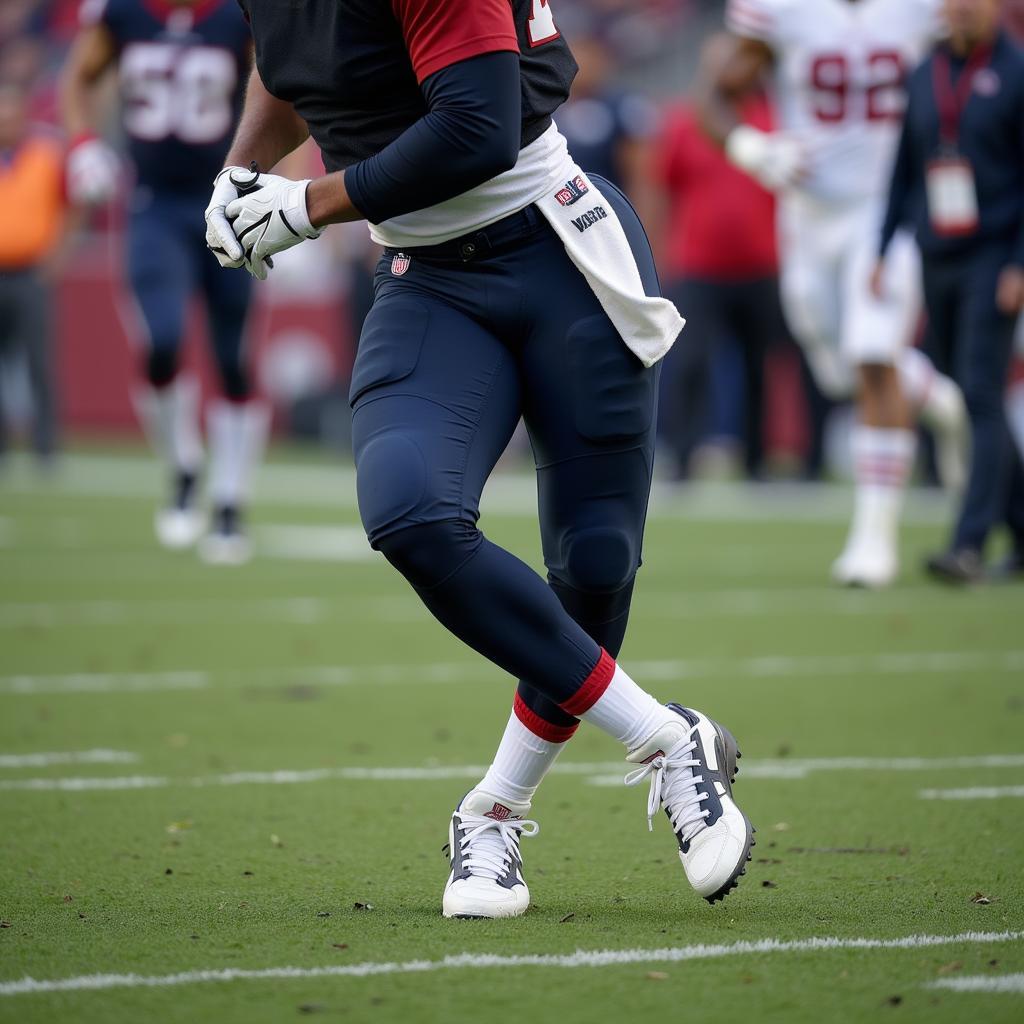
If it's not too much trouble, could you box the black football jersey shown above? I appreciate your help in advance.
[236,0,577,173]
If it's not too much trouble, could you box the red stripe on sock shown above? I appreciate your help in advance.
[560,648,616,717]
[512,693,578,744]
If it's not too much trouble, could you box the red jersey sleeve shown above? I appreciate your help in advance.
[392,0,520,84]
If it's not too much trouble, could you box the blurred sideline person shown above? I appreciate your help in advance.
[874,0,1024,583]
[59,0,266,563]
[655,35,788,480]
[0,80,71,468]
[553,29,658,202]
[701,0,968,588]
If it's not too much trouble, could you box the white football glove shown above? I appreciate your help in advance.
[66,136,120,205]
[205,166,252,270]
[224,171,321,280]
[725,125,807,191]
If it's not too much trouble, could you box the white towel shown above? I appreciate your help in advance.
[534,162,685,368]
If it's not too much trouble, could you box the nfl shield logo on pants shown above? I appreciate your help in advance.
[391,252,410,276]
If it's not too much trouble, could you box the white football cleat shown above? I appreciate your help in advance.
[831,539,898,589]
[199,505,252,566]
[442,790,538,919]
[155,507,204,550]
[626,705,754,904]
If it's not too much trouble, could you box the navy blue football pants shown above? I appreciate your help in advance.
[351,179,661,733]
[922,238,1024,553]
[127,188,253,398]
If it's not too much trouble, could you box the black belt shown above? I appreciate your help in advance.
[382,204,546,264]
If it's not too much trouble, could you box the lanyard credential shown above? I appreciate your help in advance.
[932,43,994,148]
[926,45,992,238]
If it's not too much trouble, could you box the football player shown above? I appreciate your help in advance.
[206,0,755,917]
[60,0,268,563]
[701,0,969,587]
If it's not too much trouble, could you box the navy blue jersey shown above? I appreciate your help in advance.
[85,0,251,191]
[236,0,577,173]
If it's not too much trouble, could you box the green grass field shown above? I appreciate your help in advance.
[1,449,1023,1023]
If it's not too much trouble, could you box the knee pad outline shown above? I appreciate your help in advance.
[561,525,638,594]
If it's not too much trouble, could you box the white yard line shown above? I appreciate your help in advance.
[0,750,138,768]
[0,597,332,629]
[628,650,1024,679]
[919,786,1024,800]
[4,649,1022,696]
[0,930,1019,997]
[0,671,208,695]
[589,753,1024,785]
[256,525,378,562]
[929,973,1024,994]
[0,587,1005,629]
[3,754,1023,793]
[0,775,168,791]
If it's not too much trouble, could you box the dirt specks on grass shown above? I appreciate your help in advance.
[789,846,906,855]
[969,891,993,904]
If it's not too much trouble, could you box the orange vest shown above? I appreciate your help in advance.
[0,134,65,269]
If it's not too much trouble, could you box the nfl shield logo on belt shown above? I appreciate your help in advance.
[391,252,410,276]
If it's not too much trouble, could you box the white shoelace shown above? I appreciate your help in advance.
[624,734,710,844]
[456,815,539,882]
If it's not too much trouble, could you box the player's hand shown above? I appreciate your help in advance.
[205,166,251,270]
[225,171,321,280]
[66,135,120,206]
[869,259,886,300]
[996,265,1024,315]
[725,125,806,192]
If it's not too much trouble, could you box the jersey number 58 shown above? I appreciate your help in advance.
[120,43,237,144]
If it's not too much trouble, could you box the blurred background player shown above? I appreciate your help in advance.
[701,0,968,587]
[0,79,73,470]
[59,0,266,563]
[654,34,790,481]
[553,24,659,203]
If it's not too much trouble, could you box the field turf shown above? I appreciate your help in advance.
[1,448,1022,1023]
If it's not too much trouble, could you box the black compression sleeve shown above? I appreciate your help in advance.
[344,51,522,226]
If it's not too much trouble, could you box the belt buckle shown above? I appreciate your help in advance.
[459,232,489,262]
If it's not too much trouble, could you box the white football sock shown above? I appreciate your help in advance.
[476,710,567,807]
[207,399,269,508]
[578,663,676,752]
[898,347,962,432]
[133,376,203,475]
[848,425,916,549]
